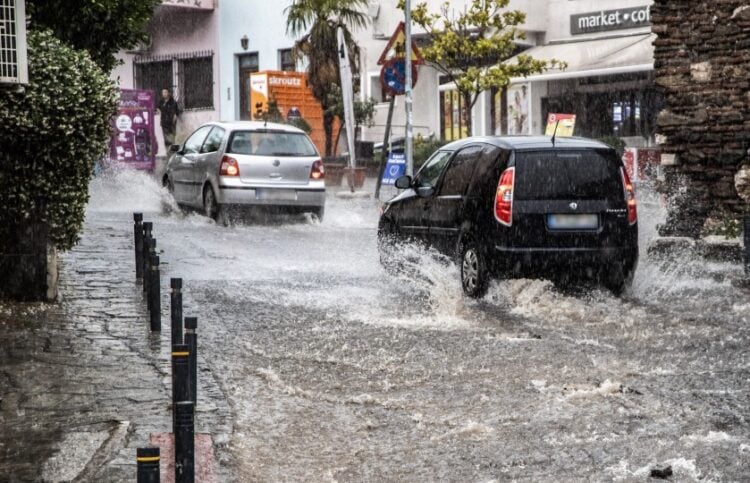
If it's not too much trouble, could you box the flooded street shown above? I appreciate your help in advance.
[81,171,749,480]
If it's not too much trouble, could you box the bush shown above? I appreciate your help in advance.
[0,30,118,251]
[414,136,447,170]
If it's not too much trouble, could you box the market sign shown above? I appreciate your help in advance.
[109,89,156,171]
[161,0,214,10]
[571,5,650,35]
[545,113,576,137]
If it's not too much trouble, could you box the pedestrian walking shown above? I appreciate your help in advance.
[157,88,181,152]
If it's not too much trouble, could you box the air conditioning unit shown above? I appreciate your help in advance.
[0,0,28,85]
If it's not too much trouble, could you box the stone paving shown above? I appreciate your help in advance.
[0,221,232,481]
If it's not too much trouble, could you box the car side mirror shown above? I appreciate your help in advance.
[394,175,412,189]
[416,186,435,198]
[168,144,181,154]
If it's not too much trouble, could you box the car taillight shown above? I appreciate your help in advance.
[219,156,240,177]
[621,167,637,225]
[311,159,325,180]
[494,167,515,226]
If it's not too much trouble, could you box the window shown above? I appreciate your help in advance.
[201,127,225,153]
[183,126,212,154]
[227,131,318,157]
[135,60,173,96]
[440,88,469,141]
[415,150,453,188]
[180,56,213,110]
[439,146,482,196]
[279,48,295,72]
[369,73,390,103]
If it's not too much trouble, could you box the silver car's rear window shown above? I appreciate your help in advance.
[227,130,318,157]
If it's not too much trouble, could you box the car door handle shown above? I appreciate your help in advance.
[269,173,282,179]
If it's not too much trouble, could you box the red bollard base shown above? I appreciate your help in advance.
[149,433,217,483]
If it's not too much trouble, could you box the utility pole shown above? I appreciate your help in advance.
[404,0,414,177]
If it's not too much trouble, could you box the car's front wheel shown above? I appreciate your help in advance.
[460,239,490,298]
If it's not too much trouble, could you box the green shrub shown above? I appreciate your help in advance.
[0,30,118,251]
[414,136,447,169]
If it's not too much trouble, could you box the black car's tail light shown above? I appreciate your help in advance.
[494,167,515,226]
[620,167,637,225]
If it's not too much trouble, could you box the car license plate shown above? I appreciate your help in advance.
[547,214,599,230]
[256,189,297,201]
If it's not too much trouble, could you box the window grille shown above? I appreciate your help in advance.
[134,60,173,97]
[179,55,213,110]
[0,0,28,84]
[279,48,295,72]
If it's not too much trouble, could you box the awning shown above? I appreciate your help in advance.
[508,33,655,83]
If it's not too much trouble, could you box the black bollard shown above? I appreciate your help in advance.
[184,317,198,406]
[134,213,144,280]
[142,222,153,290]
[149,255,161,331]
[174,401,195,483]
[136,447,160,483]
[172,344,192,431]
[744,215,750,279]
[146,238,157,305]
[171,278,184,346]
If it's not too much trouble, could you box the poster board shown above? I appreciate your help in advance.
[109,89,156,171]
[507,83,531,135]
[545,113,576,137]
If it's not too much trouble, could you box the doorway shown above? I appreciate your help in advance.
[237,53,259,120]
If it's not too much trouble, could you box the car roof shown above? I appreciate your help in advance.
[438,135,612,151]
[207,120,306,134]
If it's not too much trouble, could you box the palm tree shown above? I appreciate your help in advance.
[285,0,370,157]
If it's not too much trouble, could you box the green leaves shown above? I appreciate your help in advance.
[403,0,563,134]
[0,30,118,252]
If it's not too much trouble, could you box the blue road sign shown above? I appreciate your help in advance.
[382,152,406,185]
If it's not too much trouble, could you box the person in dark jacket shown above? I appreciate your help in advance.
[157,88,181,151]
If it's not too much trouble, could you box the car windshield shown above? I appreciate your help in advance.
[227,130,318,157]
[514,149,624,202]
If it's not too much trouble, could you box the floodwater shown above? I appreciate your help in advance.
[83,169,748,481]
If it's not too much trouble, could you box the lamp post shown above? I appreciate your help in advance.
[404,0,414,177]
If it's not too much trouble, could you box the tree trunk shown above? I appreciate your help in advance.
[323,110,335,157]
[462,91,473,137]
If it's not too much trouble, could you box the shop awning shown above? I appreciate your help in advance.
[508,33,655,83]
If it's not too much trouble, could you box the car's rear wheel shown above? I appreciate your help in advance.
[601,264,633,296]
[203,185,225,224]
[460,239,489,298]
[311,206,325,222]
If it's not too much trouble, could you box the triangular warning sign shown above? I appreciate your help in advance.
[377,22,424,65]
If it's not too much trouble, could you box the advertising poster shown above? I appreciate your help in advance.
[507,83,531,135]
[249,73,269,120]
[545,113,576,137]
[109,89,155,171]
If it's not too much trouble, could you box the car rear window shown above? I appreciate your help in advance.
[227,130,318,157]
[514,149,623,201]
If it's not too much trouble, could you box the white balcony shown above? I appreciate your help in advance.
[161,0,213,10]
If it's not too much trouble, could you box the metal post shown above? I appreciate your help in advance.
[172,344,192,431]
[375,96,397,200]
[744,215,750,279]
[146,238,157,304]
[149,255,161,332]
[136,447,160,483]
[184,317,198,406]
[142,223,153,294]
[171,278,184,346]
[174,401,195,483]
[404,0,414,177]
[134,213,144,280]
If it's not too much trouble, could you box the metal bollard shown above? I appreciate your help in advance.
[136,447,160,483]
[142,222,153,289]
[134,213,144,280]
[184,317,198,406]
[172,344,192,430]
[146,238,157,304]
[149,255,161,331]
[744,215,750,279]
[171,278,184,346]
[174,401,195,483]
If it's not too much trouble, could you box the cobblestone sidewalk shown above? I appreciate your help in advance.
[0,218,232,482]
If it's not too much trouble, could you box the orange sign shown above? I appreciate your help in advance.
[545,113,576,137]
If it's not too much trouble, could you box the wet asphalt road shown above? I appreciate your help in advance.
[51,172,750,480]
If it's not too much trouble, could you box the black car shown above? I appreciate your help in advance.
[378,136,638,297]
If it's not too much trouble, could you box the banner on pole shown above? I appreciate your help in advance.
[381,152,406,185]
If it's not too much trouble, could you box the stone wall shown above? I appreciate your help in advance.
[651,1,750,237]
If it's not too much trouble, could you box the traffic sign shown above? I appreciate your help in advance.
[380,58,418,96]
[381,151,406,185]
[377,21,423,65]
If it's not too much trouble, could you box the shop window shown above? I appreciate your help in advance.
[440,89,469,141]
[134,60,173,96]
[179,56,213,110]
[279,48,295,72]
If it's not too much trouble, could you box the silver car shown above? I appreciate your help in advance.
[163,121,326,221]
